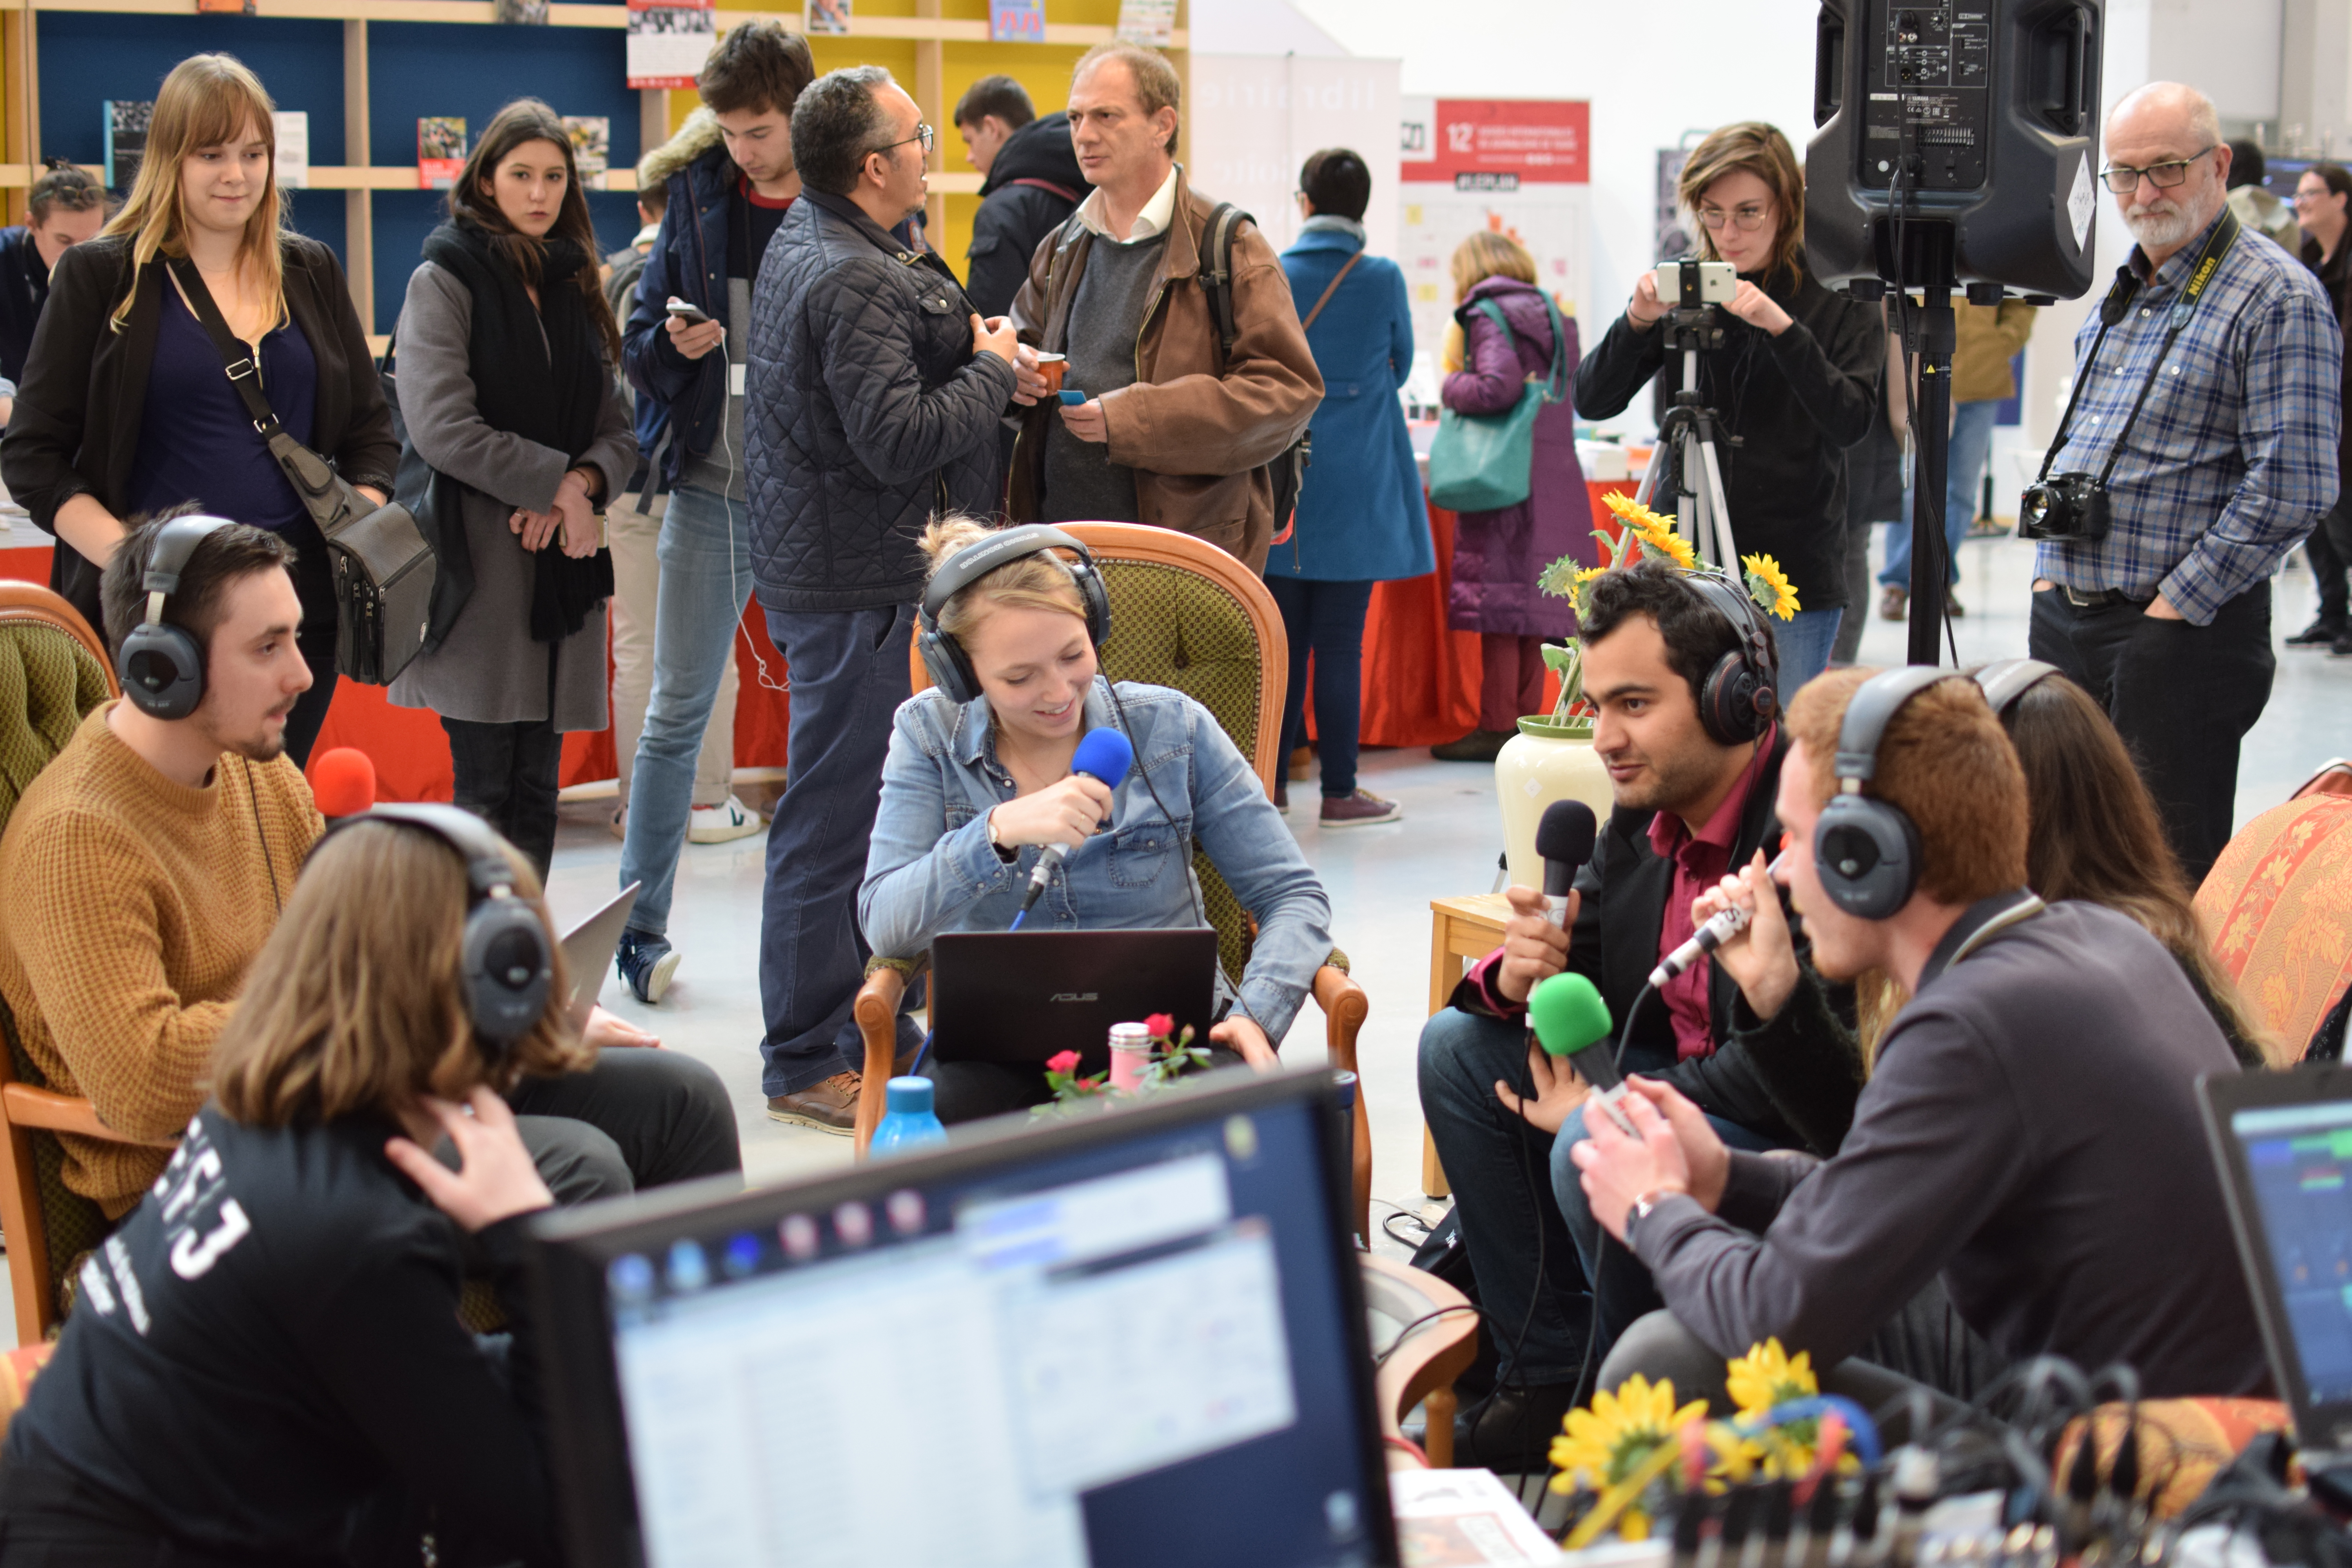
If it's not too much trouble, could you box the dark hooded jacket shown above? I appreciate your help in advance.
[620,108,735,491]
[965,111,1085,319]
[745,192,1014,612]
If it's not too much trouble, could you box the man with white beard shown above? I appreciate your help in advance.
[2027,81,2340,884]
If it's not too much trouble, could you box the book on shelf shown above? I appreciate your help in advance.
[273,111,309,191]
[625,0,714,91]
[1114,0,1174,45]
[808,0,850,34]
[196,0,258,14]
[562,116,610,184]
[103,100,152,193]
[418,118,467,190]
[494,0,548,23]
[989,0,1044,44]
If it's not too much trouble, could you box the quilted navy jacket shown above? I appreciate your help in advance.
[746,190,1016,612]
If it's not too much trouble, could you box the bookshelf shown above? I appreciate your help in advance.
[0,0,1187,338]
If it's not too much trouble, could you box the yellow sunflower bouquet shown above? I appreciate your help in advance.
[1548,1339,1873,1549]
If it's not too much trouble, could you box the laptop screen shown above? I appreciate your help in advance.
[534,1072,1394,1568]
[2229,1098,2352,1408]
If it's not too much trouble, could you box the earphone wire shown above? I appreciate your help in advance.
[1103,676,1207,931]
[244,757,281,916]
[701,204,784,697]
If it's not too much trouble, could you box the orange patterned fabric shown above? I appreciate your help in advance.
[2197,795,2352,1062]
[0,1341,55,1443]
[2056,1399,2293,1519]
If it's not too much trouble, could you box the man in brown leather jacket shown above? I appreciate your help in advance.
[1005,42,1321,570]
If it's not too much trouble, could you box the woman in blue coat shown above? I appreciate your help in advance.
[1269,148,1436,828]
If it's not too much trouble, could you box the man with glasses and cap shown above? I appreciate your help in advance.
[2027,81,2340,885]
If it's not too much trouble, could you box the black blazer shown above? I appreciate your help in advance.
[1452,728,1861,1153]
[1,233,399,635]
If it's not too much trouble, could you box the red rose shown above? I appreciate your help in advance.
[1045,1050,1082,1076]
[1144,1013,1176,1040]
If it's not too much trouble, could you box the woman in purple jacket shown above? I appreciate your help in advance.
[1434,231,1586,762]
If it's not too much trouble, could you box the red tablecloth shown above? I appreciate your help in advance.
[5,479,1635,793]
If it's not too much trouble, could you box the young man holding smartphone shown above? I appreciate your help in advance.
[615,21,814,1006]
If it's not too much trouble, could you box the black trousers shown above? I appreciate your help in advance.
[279,515,340,771]
[441,642,565,881]
[2308,495,2352,626]
[2029,581,2275,886]
[506,1045,742,1200]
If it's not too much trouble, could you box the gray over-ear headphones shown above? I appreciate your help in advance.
[916,525,1112,706]
[1814,666,1975,920]
[117,515,236,720]
[314,805,554,1062]
[1974,657,2062,717]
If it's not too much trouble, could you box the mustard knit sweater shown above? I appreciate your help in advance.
[0,704,321,1215]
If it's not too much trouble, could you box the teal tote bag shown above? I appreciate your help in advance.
[1426,294,1569,514]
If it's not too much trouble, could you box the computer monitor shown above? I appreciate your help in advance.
[2201,1062,2352,1453]
[531,1068,1399,1568]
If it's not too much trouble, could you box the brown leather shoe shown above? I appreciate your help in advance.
[1879,584,1907,622]
[766,1070,863,1135]
[1320,788,1401,827]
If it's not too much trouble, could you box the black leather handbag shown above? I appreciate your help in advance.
[170,258,438,686]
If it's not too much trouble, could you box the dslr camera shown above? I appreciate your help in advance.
[2016,473,2112,543]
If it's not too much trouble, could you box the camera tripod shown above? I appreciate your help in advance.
[1632,307,1741,574]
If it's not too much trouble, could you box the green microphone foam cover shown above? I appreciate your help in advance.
[1528,972,1614,1059]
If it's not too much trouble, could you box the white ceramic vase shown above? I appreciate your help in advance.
[1494,717,1614,891]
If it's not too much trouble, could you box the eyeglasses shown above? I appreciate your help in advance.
[872,123,935,160]
[1697,203,1773,232]
[2098,146,2215,194]
[2295,186,2336,206]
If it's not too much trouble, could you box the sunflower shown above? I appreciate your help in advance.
[1725,1338,1817,1416]
[1601,492,1700,571]
[1548,1374,1709,1494]
[1740,553,1801,622]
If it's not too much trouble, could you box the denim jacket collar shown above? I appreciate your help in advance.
[950,676,1117,775]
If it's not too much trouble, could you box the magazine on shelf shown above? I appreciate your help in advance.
[562,116,610,184]
[1114,0,1174,45]
[625,0,714,91]
[273,111,308,190]
[808,0,851,34]
[103,100,152,192]
[989,0,1044,44]
[417,118,467,191]
[494,0,548,24]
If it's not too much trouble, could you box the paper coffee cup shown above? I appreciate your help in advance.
[1033,352,1067,394]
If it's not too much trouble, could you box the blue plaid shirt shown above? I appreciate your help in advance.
[2036,206,2342,624]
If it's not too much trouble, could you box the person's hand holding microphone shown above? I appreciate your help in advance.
[1686,848,1800,1020]
[987,774,1114,853]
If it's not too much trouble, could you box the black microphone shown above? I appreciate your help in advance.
[1016,726,1136,920]
[1535,799,1598,929]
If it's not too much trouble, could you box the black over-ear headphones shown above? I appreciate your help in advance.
[916,524,1112,706]
[1974,657,2062,717]
[1678,570,1781,746]
[1814,666,1974,920]
[315,804,554,1062]
[117,514,236,720]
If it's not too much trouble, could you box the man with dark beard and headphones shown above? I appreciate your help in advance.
[0,512,739,1233]
[1417,560,1857,1469]
[1568,666,2266,1416]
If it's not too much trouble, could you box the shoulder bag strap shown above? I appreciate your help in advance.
[164,254,352,528]
[1299,251,1362,334]
[1009,176,1084,205]
[1201,202,1245,370]
[1539,292,1570,401]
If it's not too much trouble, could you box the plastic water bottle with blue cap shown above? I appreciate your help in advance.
[871,1076,948,1156]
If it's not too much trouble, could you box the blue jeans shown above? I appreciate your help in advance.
[757,601,915,1096]
[1552,1101,1780,1372]
[1881,399,1999,590]
[1773,606,1845,696]
[618,483,754,939]
[1264,575,1376,797]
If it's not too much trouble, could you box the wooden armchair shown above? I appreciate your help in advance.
[0,581,176,1343]
[850,523,1374,1235]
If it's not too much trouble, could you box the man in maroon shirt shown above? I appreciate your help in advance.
[1418,561,1857,1469]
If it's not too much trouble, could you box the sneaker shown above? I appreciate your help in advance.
[615,930,681,1005]
[1430,728,1513,763]
[688,794,766,844]
[1879,584,1908,621]
[1320,788,1401,827]
[766,1071,862,1135]
[2288,617,2350,648]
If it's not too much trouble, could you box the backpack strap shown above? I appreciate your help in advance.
[1199,201,1252,371]
[1009,176,1084,205]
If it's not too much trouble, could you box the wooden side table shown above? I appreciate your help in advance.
[1423,893,1513,1198]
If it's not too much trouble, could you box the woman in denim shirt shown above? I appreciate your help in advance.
[862,518,1335,1122]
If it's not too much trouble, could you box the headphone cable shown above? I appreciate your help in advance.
[244,757,281,916]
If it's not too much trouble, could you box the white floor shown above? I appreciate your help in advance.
[6,532,2348,1347]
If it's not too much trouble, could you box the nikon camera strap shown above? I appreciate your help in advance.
[2033,205,2241,488]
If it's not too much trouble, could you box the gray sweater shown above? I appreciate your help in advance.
[1631,897,2268,1397]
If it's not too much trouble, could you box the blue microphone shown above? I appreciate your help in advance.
[1016,726,1135,919]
